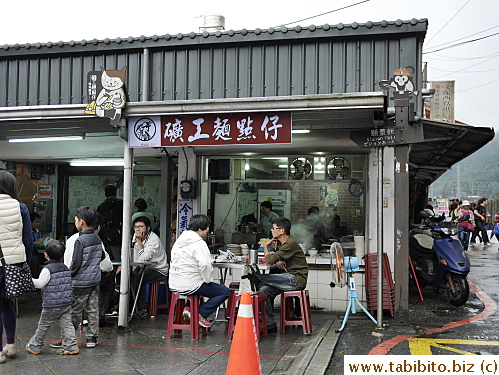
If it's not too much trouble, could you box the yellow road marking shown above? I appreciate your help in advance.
[408,338,499,355]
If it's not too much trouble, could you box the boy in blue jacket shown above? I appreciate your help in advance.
[26,240,79,355]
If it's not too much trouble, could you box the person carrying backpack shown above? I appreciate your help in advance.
[97,184,123,261]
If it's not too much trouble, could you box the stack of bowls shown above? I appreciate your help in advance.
[308,249,318,257]
[240,244,249,256]
[227,244,242,256]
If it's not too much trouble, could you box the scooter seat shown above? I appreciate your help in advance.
[411,233,435,254]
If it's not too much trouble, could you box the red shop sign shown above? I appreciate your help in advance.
[162,112,291,147]
[128,112,291,148]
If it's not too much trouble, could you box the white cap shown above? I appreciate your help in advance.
[462,200,470,206]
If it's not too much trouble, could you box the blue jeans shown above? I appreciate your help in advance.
[189,282,230,319]
[458,227,470,251]
[258,273,304,326]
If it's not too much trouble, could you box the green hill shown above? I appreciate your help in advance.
[431,132,499,199]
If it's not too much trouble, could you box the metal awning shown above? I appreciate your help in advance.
[409,119,495,186]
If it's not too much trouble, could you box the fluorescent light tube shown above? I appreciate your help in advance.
[8,136,84,143]
[70,160,125,167]
[291,130,310,134]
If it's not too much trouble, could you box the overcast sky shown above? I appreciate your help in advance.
[2,0,498,129]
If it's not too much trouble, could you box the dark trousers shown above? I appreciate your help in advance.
[133,269,168,311]
[471,221,488,244]
[100,269,116,319]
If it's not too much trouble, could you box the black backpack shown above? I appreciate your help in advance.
[99,208,122,247]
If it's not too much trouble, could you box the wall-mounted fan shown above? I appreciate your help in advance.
[327,157,351,180]
[289,157,313,180]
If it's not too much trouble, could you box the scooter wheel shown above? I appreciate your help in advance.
[446,274,469,306]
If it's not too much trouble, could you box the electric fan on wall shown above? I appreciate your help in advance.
[327,157,351,180]
[289,157,313,180]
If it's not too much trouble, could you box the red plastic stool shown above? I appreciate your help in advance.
[227,282,240,319]
[166,293,207,340]
[146,280,169,317]
[280,290,312,335]
[227,293,268,341]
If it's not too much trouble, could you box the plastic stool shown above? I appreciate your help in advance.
[146,280,169,317]
[280,290,312,335]
[166,293,207,340]
[227,282,240,319]
[227,293,267,341]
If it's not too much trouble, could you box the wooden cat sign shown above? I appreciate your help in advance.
[85,66,127,126]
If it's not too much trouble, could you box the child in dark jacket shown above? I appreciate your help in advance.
[26,240,78,355]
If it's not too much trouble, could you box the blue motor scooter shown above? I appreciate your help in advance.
[409,210,471,306]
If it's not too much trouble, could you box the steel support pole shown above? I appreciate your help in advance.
[394,105,410,325]
[376,147,383,328]
[457,165,461,200]
[118,141,133,327]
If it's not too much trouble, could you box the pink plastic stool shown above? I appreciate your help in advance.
[280,290,312,335]
[227,293,267,341]
[166,293,207,340]
[146,281,169,317]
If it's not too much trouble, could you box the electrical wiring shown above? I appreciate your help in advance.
[424,32,499,54]
[430,53,499,80]
[425,51,499,61]
[430,66,499,73]
[425,0,471,45]
[276,0,370,27]
[424,23,499,50]
[454,77,499,93]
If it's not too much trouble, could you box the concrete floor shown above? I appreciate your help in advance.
[3,293,339,375]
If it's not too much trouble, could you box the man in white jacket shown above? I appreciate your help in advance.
[169,214,229,328]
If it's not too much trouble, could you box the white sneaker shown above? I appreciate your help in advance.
[182,306,191,321]
[469,242,476,247]
[485,242,493,247]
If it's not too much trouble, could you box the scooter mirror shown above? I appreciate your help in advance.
[420,210,431,218]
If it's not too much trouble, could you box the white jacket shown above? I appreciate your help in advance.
[169,230,213,293]
[0,194,27,265]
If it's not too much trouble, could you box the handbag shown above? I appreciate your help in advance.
[494,223,499,235]
[467,222,475,232]
[0,244,36,299]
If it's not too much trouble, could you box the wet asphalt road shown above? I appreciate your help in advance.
[326,241,499,374]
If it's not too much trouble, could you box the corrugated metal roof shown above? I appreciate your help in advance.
[0,19,427,56]
[0,19,427,110]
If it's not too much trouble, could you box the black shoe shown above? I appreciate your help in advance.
[134,308,149,319]
[99,318,115,327]
[267,323,278,333]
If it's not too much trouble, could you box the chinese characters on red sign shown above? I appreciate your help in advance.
[162,112,291,146]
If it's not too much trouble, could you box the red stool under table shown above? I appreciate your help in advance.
[280,290,312,335]
[146,281,169,317]
[227,292,268,341]
[166,293,207,340]
[227,282,240,319]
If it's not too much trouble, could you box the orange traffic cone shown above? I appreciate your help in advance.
[226,292,262,375]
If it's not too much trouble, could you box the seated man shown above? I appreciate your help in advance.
[169,214,230,328]
[260,217,309,333]
[132,216,169,318]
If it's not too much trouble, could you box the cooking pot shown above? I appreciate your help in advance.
[239,225,253,234]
